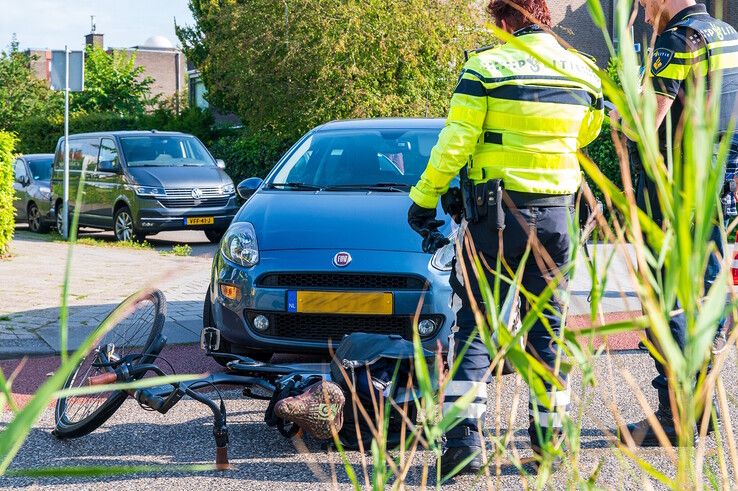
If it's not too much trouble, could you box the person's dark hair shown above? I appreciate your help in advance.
[487,0,552,31]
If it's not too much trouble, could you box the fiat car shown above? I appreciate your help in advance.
[204,118,456,361]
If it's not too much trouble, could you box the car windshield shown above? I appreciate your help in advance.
[269,128,442,190]
[120,135,216,167]
[27,158,53,181]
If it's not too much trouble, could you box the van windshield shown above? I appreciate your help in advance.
[120,135,216,167]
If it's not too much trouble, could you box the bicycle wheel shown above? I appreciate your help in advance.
[53,289,167,439]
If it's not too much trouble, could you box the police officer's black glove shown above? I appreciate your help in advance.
[441,187,463,224]
[408,203,449,253]
[422,230,450,254]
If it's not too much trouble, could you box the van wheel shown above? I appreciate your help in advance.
[114,206,146,243]
[55,206,75,237]
[28,202,50,233]
[204,228,226,244]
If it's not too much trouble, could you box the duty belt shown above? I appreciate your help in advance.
[504,190,575,208]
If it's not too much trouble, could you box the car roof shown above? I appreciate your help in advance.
[20,154,54,160]
[61,130,189,139]
[315,118,445,132]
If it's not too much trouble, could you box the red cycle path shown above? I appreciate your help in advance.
[0,311,644,411]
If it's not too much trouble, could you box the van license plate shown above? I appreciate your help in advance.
[185,216,214,225]
[287,291,393,315]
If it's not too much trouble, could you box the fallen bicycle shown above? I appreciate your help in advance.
[53,289,433,468]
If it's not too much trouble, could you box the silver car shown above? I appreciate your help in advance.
[12,154,54,233]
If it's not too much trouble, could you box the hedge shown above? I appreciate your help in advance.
[0,131,16,256]
[584,118,622,203]
[13,108,215,155]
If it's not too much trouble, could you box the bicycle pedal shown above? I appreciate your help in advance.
[201,326,221,352]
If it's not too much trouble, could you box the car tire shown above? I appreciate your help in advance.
[28,202,50,233]
[55,205,75,237]
[114,206,146,243]
[204,228,226,244]
[203,288,273,366]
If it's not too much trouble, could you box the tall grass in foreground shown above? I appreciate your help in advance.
[328,0,738,488]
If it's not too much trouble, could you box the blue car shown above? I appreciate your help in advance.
[204,118,456,362]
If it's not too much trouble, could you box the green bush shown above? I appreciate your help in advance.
[208,130,289,183]
[585,119,621,202]
[0,131,16,256]
[14,109,214,155]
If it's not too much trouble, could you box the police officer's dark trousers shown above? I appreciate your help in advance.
[445,203,573,449]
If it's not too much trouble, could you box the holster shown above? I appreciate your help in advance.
[473,178,505,230]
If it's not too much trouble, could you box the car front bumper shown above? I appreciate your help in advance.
[208,248,453,354]
[136,196,239,233]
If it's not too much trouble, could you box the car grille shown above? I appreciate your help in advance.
[245,311,444,342]
[158,197,230,208]
[165,187,223,198]
[256,273,428,290]
[158,187,230,209]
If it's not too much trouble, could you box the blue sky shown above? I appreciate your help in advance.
[1,0,195,51]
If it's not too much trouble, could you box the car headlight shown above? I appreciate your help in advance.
[430,230,458,271]
[221,222,259,267]
[133,186,166,197]
[38,186,52,200]
[221,183,235,195]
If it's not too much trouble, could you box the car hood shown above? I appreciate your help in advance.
[125,166,232,188]
[238,191,451,252]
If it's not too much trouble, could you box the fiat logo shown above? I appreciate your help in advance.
[192,188,203,200]
[333,252,352,267]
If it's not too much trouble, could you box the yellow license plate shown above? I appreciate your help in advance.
[289,291,393,315]
[186,216,214,225]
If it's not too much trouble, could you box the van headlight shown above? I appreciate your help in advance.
[133,186,166,197]
[221,183,235,195]
[430,231,457,272]
[221,222,259,267]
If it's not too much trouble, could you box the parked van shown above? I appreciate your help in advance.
[51,131,238,242]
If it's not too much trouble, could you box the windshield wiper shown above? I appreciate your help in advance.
[268,182,322,191]
[321,183,410,192]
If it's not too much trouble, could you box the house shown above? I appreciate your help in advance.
[549,0,737,67]
[26,32,186,103]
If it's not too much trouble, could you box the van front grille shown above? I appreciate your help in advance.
[158,197,230,208]
[164,187,224,198]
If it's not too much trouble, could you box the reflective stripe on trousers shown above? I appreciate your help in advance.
[443,207,572,449]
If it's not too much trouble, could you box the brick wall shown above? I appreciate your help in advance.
[113,48,186,101]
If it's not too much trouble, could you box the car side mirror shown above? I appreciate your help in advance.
[216,159,226,169]
[237,177,263,199]
[99,160,119,173]
[21,175,31,186]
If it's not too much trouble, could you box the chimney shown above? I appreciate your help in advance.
[85,33,104,48]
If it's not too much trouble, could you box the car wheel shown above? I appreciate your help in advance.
[55,205,75,237]
[203,288,273,366]
[28,202,49,233]
[204,228,226,244]
[114,207,145,243]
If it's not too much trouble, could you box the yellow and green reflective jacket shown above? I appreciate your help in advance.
[409,25,604,209]
[649,3,738,138]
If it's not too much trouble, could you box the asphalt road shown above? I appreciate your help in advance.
[2,349,736,490]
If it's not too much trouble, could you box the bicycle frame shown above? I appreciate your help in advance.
[87,334,329,470]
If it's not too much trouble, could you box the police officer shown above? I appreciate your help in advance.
[620,0,738,446]
[406,0,604,475]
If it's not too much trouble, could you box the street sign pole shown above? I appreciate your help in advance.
[62,46,70,239]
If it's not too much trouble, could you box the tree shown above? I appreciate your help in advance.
[0,38,62,132]
[71,45,156,115]
[177,0,490,144]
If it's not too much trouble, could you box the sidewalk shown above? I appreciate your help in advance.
[0,233,647,359]
[0,231,212,358]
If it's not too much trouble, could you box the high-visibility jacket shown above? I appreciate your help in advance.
[409,25,604,209]
[649,3,738,138]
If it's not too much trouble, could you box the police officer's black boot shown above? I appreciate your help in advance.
[623,402,696,446]
[439,426,483,478]
[528,422,562,473]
